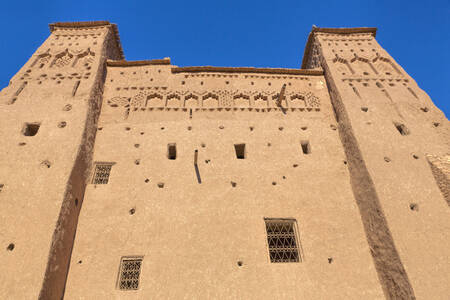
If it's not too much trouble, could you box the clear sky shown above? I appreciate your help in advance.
[1,0,448,117]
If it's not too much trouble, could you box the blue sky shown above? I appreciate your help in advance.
[1,0,448,117]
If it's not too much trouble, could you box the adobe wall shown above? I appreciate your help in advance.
[64,63,385,299]
[304,28,450,299]
[0,22,121,299]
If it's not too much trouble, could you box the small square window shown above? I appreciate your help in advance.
[265,218,301,263]
[117,256,143,290]
[22,122,40,136]
[234,143,246,159]
[91,162,114,184]
[167,143,177,160]
[300,140,311,154]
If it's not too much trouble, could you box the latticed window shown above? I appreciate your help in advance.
[118,257,143,290]
[91,162,114,184]
[265,218,301,263]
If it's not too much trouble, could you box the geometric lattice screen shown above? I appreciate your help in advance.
[91,163,114,184]
[118,257,143,290]
[265,218,301,263]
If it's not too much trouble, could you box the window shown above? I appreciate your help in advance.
[394,123,409,136]
[117,256,143,290]
[167,143,177,160]
[22,122,41,136]
[300,140,311,154]
[92,162,114,184]
[265,218,301,263]
[234,143,246,159]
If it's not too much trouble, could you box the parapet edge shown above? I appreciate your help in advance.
[106,58,171,67]
[49,21,125,60]
[171,66,323,76]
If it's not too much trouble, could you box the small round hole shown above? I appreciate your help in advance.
[134,144,140,148]
[145,178,150,183]
[267,143,271,147]
[219,125,224,129]
[231,181,237,187]
[78,260,82,264]
[157,182,164,188]
[187,126,192,131]
[272,181,277,186]
[140,132,145,135]
[301,126,307,131]
[125,127,131,131]
[237,261,243,267]
[343,160,347,165]
[129,208,135,215]
[409,203,419,211]
[6,243,14,251]
[160,127,165,130]
[58,121,67,128]
[328,257,333,264]
[201,143,206,148]
[293,164,298,168]
[412,154,419,159]
[135,159,140,165]
[278,126,284,131]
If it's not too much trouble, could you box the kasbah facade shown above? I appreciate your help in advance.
[0,21,448,300]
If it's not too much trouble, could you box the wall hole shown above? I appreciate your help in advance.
[134,144,140,148]
[219,125,224,129]
[272,181,277,186]
[234,143,246,159]
[145,178,150,183]
[160,127,165,130]
[301,140,311,154]
[58,121,67,128]
[361,107,368,112]
[135,159,140,165]
[231,181,237,187]
[267,143,271,147]
[420,107,429,112]
[409,203,419,211]
[18,142,26,146]
[125,127,131,131]
[75,198,78,206]
[41,160,51,168]
[412,154,419,159]
[157,182,164,188]
[187,126,192,131]
[433,122,440,127]
[343,160,347,165]
[249,126,254,131]
[301,126,307,131]
[278,126,284,131]
[63,104,72,111]
[201,143,206,148]
[293,164,298,168]
[167,143,177,160]
[328,257,333,264]
[97,127,103,131]
[394,123,409,136]
[78,260,82,264]
[140,132,145,135]
[6,243,14,251]
[237,261,243,267]
[22,122,40,136]
[384,157,391,163]
[330,124,337,130]
[129,208,135,215]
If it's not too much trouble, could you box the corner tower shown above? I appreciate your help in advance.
[0,21,123,299]
[302,27,450,299]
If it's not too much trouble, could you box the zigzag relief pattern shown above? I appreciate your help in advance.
[106,88,321,113]
[333,53,403,78]
[183,73,312,81]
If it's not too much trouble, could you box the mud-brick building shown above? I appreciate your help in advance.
[0,21,448,299]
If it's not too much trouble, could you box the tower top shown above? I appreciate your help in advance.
[48,20,124,60]
[301,26,377,68]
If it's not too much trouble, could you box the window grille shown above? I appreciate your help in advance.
[265,219,301,263]
[92,163,114,184]
[118,257,143,290]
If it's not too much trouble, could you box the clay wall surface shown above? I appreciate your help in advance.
[64,64,385,299]
[0,23,120,299]
[305,29,450,299]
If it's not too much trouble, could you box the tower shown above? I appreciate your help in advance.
[301,27,449,299]
[0,21,122,299]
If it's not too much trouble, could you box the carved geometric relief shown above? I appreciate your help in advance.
[233,93,250,108]
[290,94,306,108]
[350,56,377,76]
[131,92,146,107]
[253,93,268,108]
[31,52,52,69]
[146,93,164,107]
[51,49,74,68]
[372,56,401,76]
[184,94,199,108]
[107,97,130,108]
[166,94,181,107]
[202,93,219,108]
[73,48,95,68]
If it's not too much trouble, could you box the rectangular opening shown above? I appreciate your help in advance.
[91,162,114,184]
[265,218,301,263]
[394,123,409,136]
[301,140,311,154]
[117,256,143,290]
[22,122,41,136]
[234,143,246,159]
[167,143,177,160]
